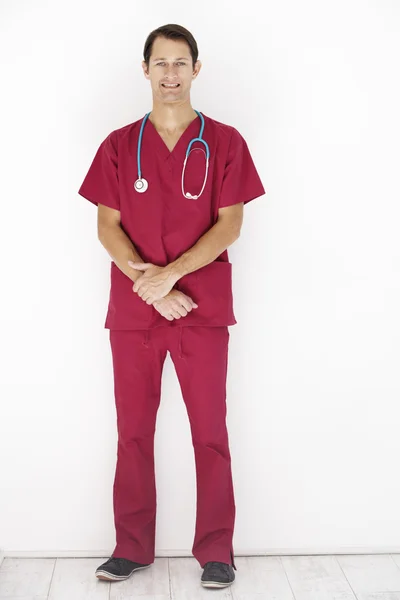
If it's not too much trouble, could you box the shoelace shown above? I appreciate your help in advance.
[104,557,135,572]
[205,561,231,575]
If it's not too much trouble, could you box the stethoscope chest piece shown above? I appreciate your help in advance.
[134,178,148,193]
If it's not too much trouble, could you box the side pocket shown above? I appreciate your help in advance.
[175,270,199,303]
[106,262,153,328]
[193,261,236,324]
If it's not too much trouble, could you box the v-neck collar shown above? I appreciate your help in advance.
[146,113,202,161]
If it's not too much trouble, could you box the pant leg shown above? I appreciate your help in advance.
[169,325,237,570]
[109,328,167,563]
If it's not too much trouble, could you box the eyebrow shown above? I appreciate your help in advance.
[152,57,190,61]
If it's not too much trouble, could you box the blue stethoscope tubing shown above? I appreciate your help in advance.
[134,109,210,200]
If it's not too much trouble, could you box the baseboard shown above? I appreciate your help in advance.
[2,547,400,559]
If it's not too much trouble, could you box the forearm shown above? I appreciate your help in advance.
[98,224,145,283]
[167,220,240,281]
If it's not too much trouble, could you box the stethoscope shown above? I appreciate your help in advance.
[134,109,210,200]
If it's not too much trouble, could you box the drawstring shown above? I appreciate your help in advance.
[178,326,184,359]
[143,328,150,348]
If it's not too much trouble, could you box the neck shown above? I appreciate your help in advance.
[148,101,197,133]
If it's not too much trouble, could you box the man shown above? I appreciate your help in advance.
[78,23,266,589]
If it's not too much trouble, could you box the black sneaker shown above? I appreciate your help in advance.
[201,561,235,588]
[95,556,151,581]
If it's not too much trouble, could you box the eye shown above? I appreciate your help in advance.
[156,62,186,66]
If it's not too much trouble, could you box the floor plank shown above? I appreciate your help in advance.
[0,597,48,600]
[281,555,357,600]
[0,558,55,598]
[337,555,400,597]
[109,557,170,600]
[48,558,109,599]
[231,556,295,600]
[356,594,400,600]
[169,557,233,599]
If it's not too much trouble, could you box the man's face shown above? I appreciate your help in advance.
[142,36,201,103]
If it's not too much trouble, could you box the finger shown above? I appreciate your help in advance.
[183,294,198,308]
[128,262,151,270]
[172,300,188,316]
[153,304,172,320]
[174,304,188,317]
[177,296,193,312]
[170,310,181,319]
[162,312,174,321]
[133,281,141,293]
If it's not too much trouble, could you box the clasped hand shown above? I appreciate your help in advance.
[128,260,178,304]
[128,261,198,321]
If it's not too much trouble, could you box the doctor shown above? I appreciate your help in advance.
[78,23,265,589]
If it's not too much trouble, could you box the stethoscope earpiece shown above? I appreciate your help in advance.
[134,110,209,200]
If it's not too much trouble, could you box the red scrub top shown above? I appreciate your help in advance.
[78,112,266,330]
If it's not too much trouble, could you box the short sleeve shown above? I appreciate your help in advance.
[218,127,266,209]
[78,131,120,210]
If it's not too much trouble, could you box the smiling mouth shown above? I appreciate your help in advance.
[162,83,180,88]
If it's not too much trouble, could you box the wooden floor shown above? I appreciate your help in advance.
[1,554,400,599]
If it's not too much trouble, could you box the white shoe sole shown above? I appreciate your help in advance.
[201,579,234,588]
[96,563,151,581]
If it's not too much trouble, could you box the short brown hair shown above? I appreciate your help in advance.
[143,24,199,70]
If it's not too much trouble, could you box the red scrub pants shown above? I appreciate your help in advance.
[109,325,237,570]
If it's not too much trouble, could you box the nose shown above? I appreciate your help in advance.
[164,64,179,78]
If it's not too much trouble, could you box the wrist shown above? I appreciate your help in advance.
[132,271,144,283]
[165,263,184,285]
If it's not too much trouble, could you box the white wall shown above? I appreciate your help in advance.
[1,0,399,558]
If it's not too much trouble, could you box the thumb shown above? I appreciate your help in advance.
[128,261,151,271]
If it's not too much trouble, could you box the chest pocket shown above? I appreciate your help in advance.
[181,146,208,199]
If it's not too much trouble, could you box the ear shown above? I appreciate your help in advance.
[193,60,202,78]
[142,60,150,79]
